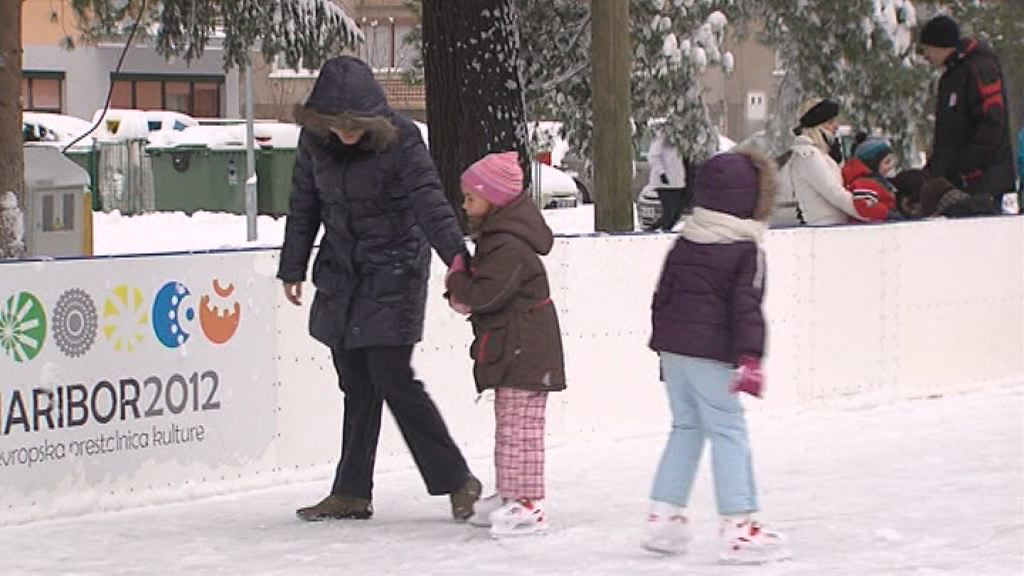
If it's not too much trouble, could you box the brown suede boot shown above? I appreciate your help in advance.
[296,494,373,521]
[449,476,482,521]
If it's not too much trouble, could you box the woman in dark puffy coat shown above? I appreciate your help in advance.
[277,56,480,523]
[643,148,789,564]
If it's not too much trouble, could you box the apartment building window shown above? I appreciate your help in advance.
[21,71,65,113]
[360,18,417,71]
[110,74,224,117]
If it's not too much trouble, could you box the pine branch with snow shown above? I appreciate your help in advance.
[518,1,742,164]
[757,0,930,161]
[70,0,363,70]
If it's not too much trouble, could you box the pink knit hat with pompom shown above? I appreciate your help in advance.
[460,151,523,207]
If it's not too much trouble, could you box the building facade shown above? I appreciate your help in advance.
[22,0,241,121]
[250,0,424,122]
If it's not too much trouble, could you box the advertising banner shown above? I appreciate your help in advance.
[0,252,277,508]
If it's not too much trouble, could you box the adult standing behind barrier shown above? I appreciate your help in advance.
[646,132,689,231]
[777,98,865,226]
[918,15,1015,215]
[277,56,481,523]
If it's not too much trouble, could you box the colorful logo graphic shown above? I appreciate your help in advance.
[0,292,47,362]
[52,288,98,358]
[103,285,149,353]
[152,281,196,349]
[199,279,241,344]
[0,275,247,364]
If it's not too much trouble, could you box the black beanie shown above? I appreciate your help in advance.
[796,99,840,134]
[919,15,959,48]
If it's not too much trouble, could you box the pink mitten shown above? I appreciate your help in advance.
[445,253,467,284]
[447,293,471,315]
[732,356,764,398]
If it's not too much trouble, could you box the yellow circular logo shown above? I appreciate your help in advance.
[102,285,149,353]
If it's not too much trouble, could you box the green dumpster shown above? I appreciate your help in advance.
[64,145,101,211]
[256,147,296,216]
[149,145,248,214]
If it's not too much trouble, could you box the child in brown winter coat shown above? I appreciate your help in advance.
[444,151,566,537]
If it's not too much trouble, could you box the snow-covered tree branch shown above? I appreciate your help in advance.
[69,0,363,70]
[757,0,930,161]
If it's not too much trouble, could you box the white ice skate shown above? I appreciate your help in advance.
[468,494,503,527]
[718,517,790,565]
[488,499,548,537]
[642,502,692,554]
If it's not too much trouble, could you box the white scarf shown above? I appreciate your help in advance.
[680,208,767,289]
[680,207,766,245]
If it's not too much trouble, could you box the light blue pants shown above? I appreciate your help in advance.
[650,352,759,515]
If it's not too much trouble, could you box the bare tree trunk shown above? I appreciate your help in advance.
[421,0,530,230]
[591,0,633,232]
[0,0,24,259]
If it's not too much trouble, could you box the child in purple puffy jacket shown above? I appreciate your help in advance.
[643,147,789,564]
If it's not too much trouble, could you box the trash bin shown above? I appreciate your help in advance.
[256,146,296,216]
[149,145,248,214]
[64,145,101,211]
[23,146,93,257]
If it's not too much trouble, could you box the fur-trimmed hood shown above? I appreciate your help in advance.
[693,147,777,221]
[293,56,398,151]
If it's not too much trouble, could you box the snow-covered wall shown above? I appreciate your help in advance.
[1,217,1021,524]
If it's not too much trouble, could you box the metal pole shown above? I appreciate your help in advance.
[244,64,257,241]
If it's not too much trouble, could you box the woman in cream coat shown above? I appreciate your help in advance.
[779,98,865,226]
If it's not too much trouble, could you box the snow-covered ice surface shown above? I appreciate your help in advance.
[91,206,599,256]
[3,383,1021,575]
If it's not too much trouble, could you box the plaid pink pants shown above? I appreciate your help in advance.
[494,388,548,501]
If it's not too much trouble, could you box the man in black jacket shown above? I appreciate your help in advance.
[919,15,1015,215]
[277,56,480,522]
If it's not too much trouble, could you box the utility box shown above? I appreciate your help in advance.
[24,146,93,257]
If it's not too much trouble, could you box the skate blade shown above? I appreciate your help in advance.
[489,523,549,538]
[468,517,492,528]
[642,541,687,555]
[718,547,792,565]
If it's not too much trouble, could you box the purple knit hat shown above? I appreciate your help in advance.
[461,151,523,207]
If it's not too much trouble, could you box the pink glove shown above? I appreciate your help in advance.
[445,253,467,284]
[445,253,471,315]
[447,293,471,315]
[732,356,764,398]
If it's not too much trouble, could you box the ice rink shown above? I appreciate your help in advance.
[4,382,1021,576]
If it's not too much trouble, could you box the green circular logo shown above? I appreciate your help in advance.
[0,292,48,362]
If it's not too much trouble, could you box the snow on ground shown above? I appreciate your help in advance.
[92,211,290,256]
[3,383,1022,575]
[91,206,599,256]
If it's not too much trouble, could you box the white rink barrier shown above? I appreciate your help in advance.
[1,217,1021,523]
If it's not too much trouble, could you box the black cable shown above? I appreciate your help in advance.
[62,0,149,153]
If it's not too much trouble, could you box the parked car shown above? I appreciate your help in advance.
[22,112,95,149]
[414,121,581,209]
[89,109,198,144]
[635,133,736,230]
[558,129,650,206]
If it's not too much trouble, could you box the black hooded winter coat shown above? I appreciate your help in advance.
[929,38,1015,212]
[277,56,465,349]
